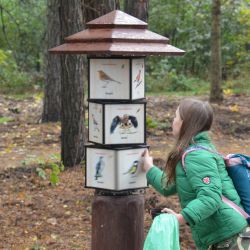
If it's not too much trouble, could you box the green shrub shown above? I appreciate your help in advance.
[223,78,250,94]
[22,154,64,186]
[146,70,210,94]
[0,49,33,94]
[146,116,158,128]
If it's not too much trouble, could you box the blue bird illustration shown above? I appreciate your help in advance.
[95,156,105,180]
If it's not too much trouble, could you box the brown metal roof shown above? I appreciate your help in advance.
[50,42,184,56]
[49,10,185,56]
[86,10,148,29]
[64,28,169,44]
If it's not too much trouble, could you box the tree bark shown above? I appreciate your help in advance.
[42,0,61,122]
[124,0,149,22]
[59,0,85,167]
[83,0,119,22]
[210,0,223,103]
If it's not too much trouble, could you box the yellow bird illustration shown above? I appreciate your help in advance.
[123,160,139,176]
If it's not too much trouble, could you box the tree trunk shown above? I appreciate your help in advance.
[124,0,149,22]
[83,0,119,22]
[42,0,61,122]
[210,0,223,103]
[59,0,85,167]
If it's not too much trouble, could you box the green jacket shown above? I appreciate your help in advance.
[146,131,247,250]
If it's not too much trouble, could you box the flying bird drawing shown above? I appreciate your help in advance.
[94,156,105,180]
[98,70,122,87]
[123,160,139,176]
[110,114,138,134]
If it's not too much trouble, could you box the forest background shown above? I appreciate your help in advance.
[0,0,250,249]
[0,0,249,97]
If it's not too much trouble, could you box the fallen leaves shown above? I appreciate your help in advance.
[229,104,239,112]
[47,218,57,226]
[223,88,233,96]
[0,93,249,250]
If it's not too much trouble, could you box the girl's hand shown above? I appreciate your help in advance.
[161,208,186,225]
[140,149,153,173]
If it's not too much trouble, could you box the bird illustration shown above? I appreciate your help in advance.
[110,114,138,134]
[94,156,105,180]
[123,160,139,176]
[97,70,122,87]
[133,69,142,88]
[92,114,99,132]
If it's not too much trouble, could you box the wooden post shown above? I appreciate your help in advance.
[92,193,144,250]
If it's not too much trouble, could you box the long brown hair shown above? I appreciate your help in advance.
[165,98,213,184]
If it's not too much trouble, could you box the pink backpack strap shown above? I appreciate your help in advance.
[181,148,204,174]
[222,196,250,219]
[181,145,225,174]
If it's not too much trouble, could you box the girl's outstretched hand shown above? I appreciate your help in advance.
[140,149,153,173]
[161,208,186,225]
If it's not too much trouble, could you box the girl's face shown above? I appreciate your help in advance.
[172,107,183,138]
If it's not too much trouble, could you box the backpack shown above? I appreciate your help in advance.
[181,145,250,224]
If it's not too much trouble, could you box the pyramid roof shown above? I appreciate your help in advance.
[49,10,185,56]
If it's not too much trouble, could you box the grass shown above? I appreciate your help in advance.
[0,117,14,124]
[4,91,44,101]
[223,78,250,94]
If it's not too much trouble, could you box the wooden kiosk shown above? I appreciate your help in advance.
[50,10,184,250]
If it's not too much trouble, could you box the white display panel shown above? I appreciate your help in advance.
[117,148,147,190]
[86,147,116,190]
[88,102,103,144]
[89,58,130,100]
[86,146,147,190]
[132,58,145,100]
[88,102,145,145]
[89,58,145,101]
[105,103,145,144]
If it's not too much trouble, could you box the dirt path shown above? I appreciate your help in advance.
[0,94,249,250]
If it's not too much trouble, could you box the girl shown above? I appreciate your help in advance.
[142,98,248,250]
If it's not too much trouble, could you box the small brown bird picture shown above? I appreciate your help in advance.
[98,70,122,87]
[133,69,142,88]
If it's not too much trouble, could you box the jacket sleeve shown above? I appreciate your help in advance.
[146,166,176,196]
[181,152,223,227]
